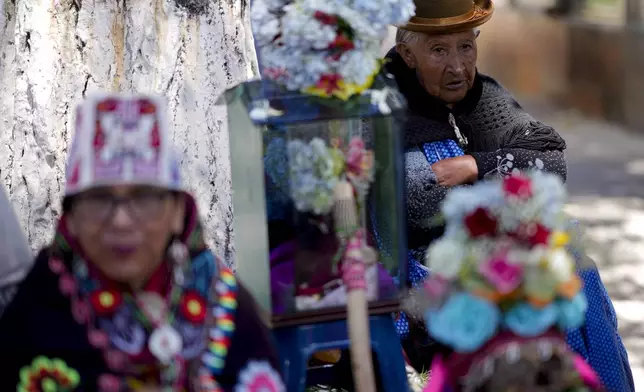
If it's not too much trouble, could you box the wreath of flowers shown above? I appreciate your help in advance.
[418,172,589,353]
[251,0,415,100]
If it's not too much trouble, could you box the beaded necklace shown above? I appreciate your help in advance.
[50,221,238,392]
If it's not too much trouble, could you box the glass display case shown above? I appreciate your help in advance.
[222,74,408,326]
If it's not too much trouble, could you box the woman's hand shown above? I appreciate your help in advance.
[431,155,478,186]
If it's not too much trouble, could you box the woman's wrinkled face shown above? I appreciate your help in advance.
[397,30,478,105]
[66,185,185,289]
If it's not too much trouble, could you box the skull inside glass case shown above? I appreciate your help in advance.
[223,74,408,325]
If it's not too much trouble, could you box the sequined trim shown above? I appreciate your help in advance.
[201,268,238,377]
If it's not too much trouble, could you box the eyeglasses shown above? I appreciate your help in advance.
[72,189,174,224]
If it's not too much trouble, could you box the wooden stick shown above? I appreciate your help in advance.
[333,180,376,392]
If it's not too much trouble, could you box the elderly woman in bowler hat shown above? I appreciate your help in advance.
[380,0,634,390]
[0,94,284,391]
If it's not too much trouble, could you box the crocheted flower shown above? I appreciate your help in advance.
[557,275,582,299]
[464,207,498,238]
[89,289,122,316]
[479,256,523,295]
[513,222,551,247]
[557,292,588,330]
[545,248,575,283]
[180,290,208,323]
[18,356,80,392]
[523,267,558,307]
[424,238,465,279]
[504,302,558,337]
[502,173,533,200]
[234,360,286,392]
[426,292,500,353]
[346,136,375,196]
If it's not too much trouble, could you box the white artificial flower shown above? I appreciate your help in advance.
[250,0,416,93]
[546,248,574,283]
[466,239,495,266]
[337,49,380,86]
[425,238,466,279]
[507,244,548,266]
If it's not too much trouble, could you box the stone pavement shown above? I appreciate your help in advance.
[527,102,644,389]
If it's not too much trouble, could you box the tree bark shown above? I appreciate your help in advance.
[0,0,257,261]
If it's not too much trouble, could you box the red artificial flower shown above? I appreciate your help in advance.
[464,207,498,238]
[314,11,338,25]
[529,223,551,246]
[514,222,551,246]
[316,74,343,94]
[89,289,123,316]
[503,174,533,199]
[329,34,354,52]
[180,291,208,323]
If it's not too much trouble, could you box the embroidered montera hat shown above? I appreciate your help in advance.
[398,0,494,34]
[65,93,182,196]
[404,171,603,391]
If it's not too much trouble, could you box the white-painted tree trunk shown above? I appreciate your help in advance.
[0,0,257,261]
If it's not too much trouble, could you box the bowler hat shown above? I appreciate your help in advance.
[399,0,494,34]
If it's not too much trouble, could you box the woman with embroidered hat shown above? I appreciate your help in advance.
[0,94,284,391]
[379,0,634,390]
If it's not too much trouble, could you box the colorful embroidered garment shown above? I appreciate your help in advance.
[0,93,284,392]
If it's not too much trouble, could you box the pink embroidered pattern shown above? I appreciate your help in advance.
[235,361,285,392]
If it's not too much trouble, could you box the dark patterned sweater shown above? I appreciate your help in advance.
[384,48,567,251]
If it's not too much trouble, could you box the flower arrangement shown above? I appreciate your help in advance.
[417,172,588,353]
[287,136,374,214]
[251,0,415,100]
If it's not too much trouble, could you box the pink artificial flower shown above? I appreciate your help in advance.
[503,173,533,199]
[574,354,602,389]
[423,355,448,392]
[346,137,373,179]
[479,256,523,294]
[346,147,364,174]
[349,137,365,150]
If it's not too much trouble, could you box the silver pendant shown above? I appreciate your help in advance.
[148,324,183,364]
[448,113,468,148]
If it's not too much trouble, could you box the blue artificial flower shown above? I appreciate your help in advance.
[557,292,588,330]
[504,302,558,337]
[425,292,500,353]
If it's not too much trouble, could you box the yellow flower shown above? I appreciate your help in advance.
[550,231,570,248]
[303,69,379,101]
